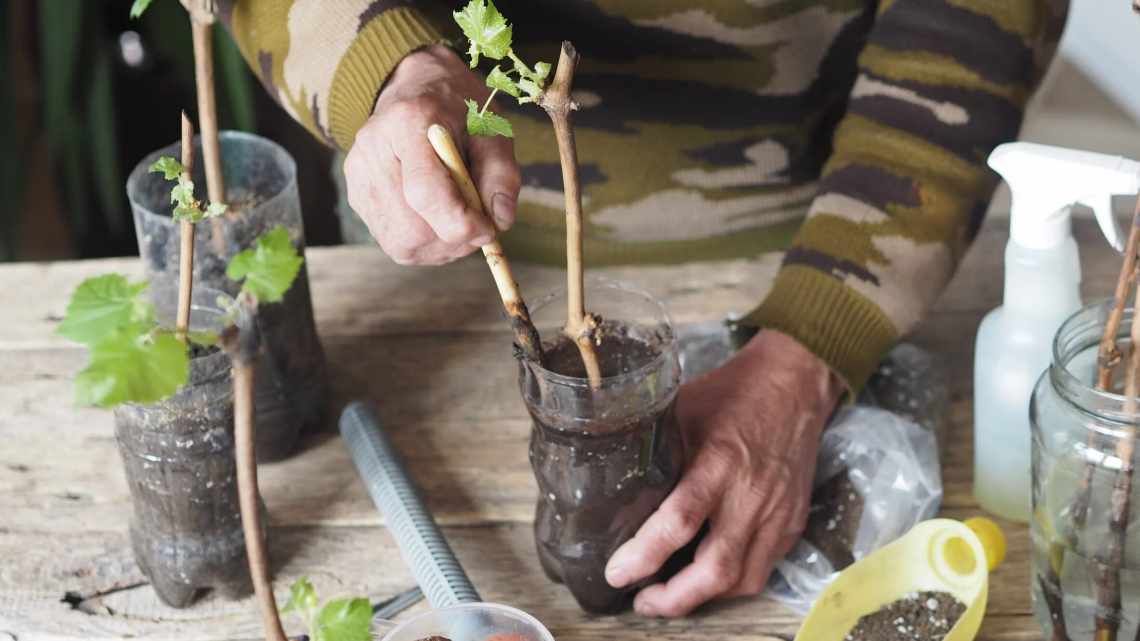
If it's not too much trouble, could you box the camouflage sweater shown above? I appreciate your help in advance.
[219,0,1067,392]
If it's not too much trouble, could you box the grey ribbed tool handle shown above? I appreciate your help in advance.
[340,401,482,608]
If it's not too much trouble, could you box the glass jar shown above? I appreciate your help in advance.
[1030,300,1140,639]
[518,278,684,614]
[126,132,327,460]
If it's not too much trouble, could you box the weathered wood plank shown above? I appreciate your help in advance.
[0,322,983,535]
[0,250,781,351]
[0,509,1036,641]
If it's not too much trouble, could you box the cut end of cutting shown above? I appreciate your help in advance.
[560,40,580,63]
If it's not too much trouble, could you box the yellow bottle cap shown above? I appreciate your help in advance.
[964,517,1006,571]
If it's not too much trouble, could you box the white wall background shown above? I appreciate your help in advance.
[1058,0,1140,124]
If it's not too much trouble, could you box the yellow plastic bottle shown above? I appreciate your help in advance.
[794,518,1006,641]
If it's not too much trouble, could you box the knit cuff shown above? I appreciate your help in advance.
[328,7,446,150]
[740,265,898,395]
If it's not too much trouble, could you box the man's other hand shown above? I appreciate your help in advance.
[605,330,844,617]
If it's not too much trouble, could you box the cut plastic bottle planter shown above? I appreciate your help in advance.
[127,132,327,461]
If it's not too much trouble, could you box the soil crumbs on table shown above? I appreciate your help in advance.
[844,591,966,641]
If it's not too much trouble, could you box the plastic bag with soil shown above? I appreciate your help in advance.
[767,406,942,613]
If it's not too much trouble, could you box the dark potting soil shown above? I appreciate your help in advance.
[541,319,662,380]
[188,341,221,360]
[844,591,966,641]
[529,325,684,614]
[804,471,865,569]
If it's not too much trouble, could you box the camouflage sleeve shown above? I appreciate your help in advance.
[218,1,448,150]
[741,0,1069,393]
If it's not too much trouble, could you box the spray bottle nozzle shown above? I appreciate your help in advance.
[988,142,1138,252]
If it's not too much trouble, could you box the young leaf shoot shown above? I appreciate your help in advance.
[149,156,228,223]
[281,578,372,641]
[281,577,319,615]
[465,99,514,138]
[453,3,602,386]
[452,0,550,138]
[453,0,512,66]
[226,225,304,304]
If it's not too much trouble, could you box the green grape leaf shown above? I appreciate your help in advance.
[282,577,319,615]
[226,225,304,304]
[129,0,155,19]
[149,155,183,180]
[314,597,372,641]
[485,66,520,97]
[205,202,228,218]
[75,327,188,408]
[57,274,151,345]
[465,99,514,138]
[453,0,512,66]
[172,203,202,222]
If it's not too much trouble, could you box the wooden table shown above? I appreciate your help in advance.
[0,217,1119,640]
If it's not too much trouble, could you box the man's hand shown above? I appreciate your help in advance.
[343,45,521,265]
[604,330,844,617]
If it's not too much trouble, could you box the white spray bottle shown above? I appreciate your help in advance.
[975,142,1136,522]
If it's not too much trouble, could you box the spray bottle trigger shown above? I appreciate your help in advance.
[1082,193,1124,253]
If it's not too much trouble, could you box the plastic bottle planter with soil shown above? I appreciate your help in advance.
[127,132,326,460]
[1030,301,1140,640]
[113,283,256,607]
[518,279,684,614]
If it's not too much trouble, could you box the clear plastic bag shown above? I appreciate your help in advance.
[675,323,946,613]
[767,406,942,613]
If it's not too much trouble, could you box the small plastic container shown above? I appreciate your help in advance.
[126,132,327,460]
[1030,301,1140,639]
[379,603,554,641]
[113,283,252,607]
[795,518,1005,641]
[519,278,684,614]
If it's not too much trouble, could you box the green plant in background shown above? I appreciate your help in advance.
[129,0,156,18]
[282,577,373,641]
[5,0,257,262]
[0,5,22,261]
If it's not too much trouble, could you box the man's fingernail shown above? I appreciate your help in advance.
[635,601,657,617]
[491,192,516,230]
[605,564,627,588]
